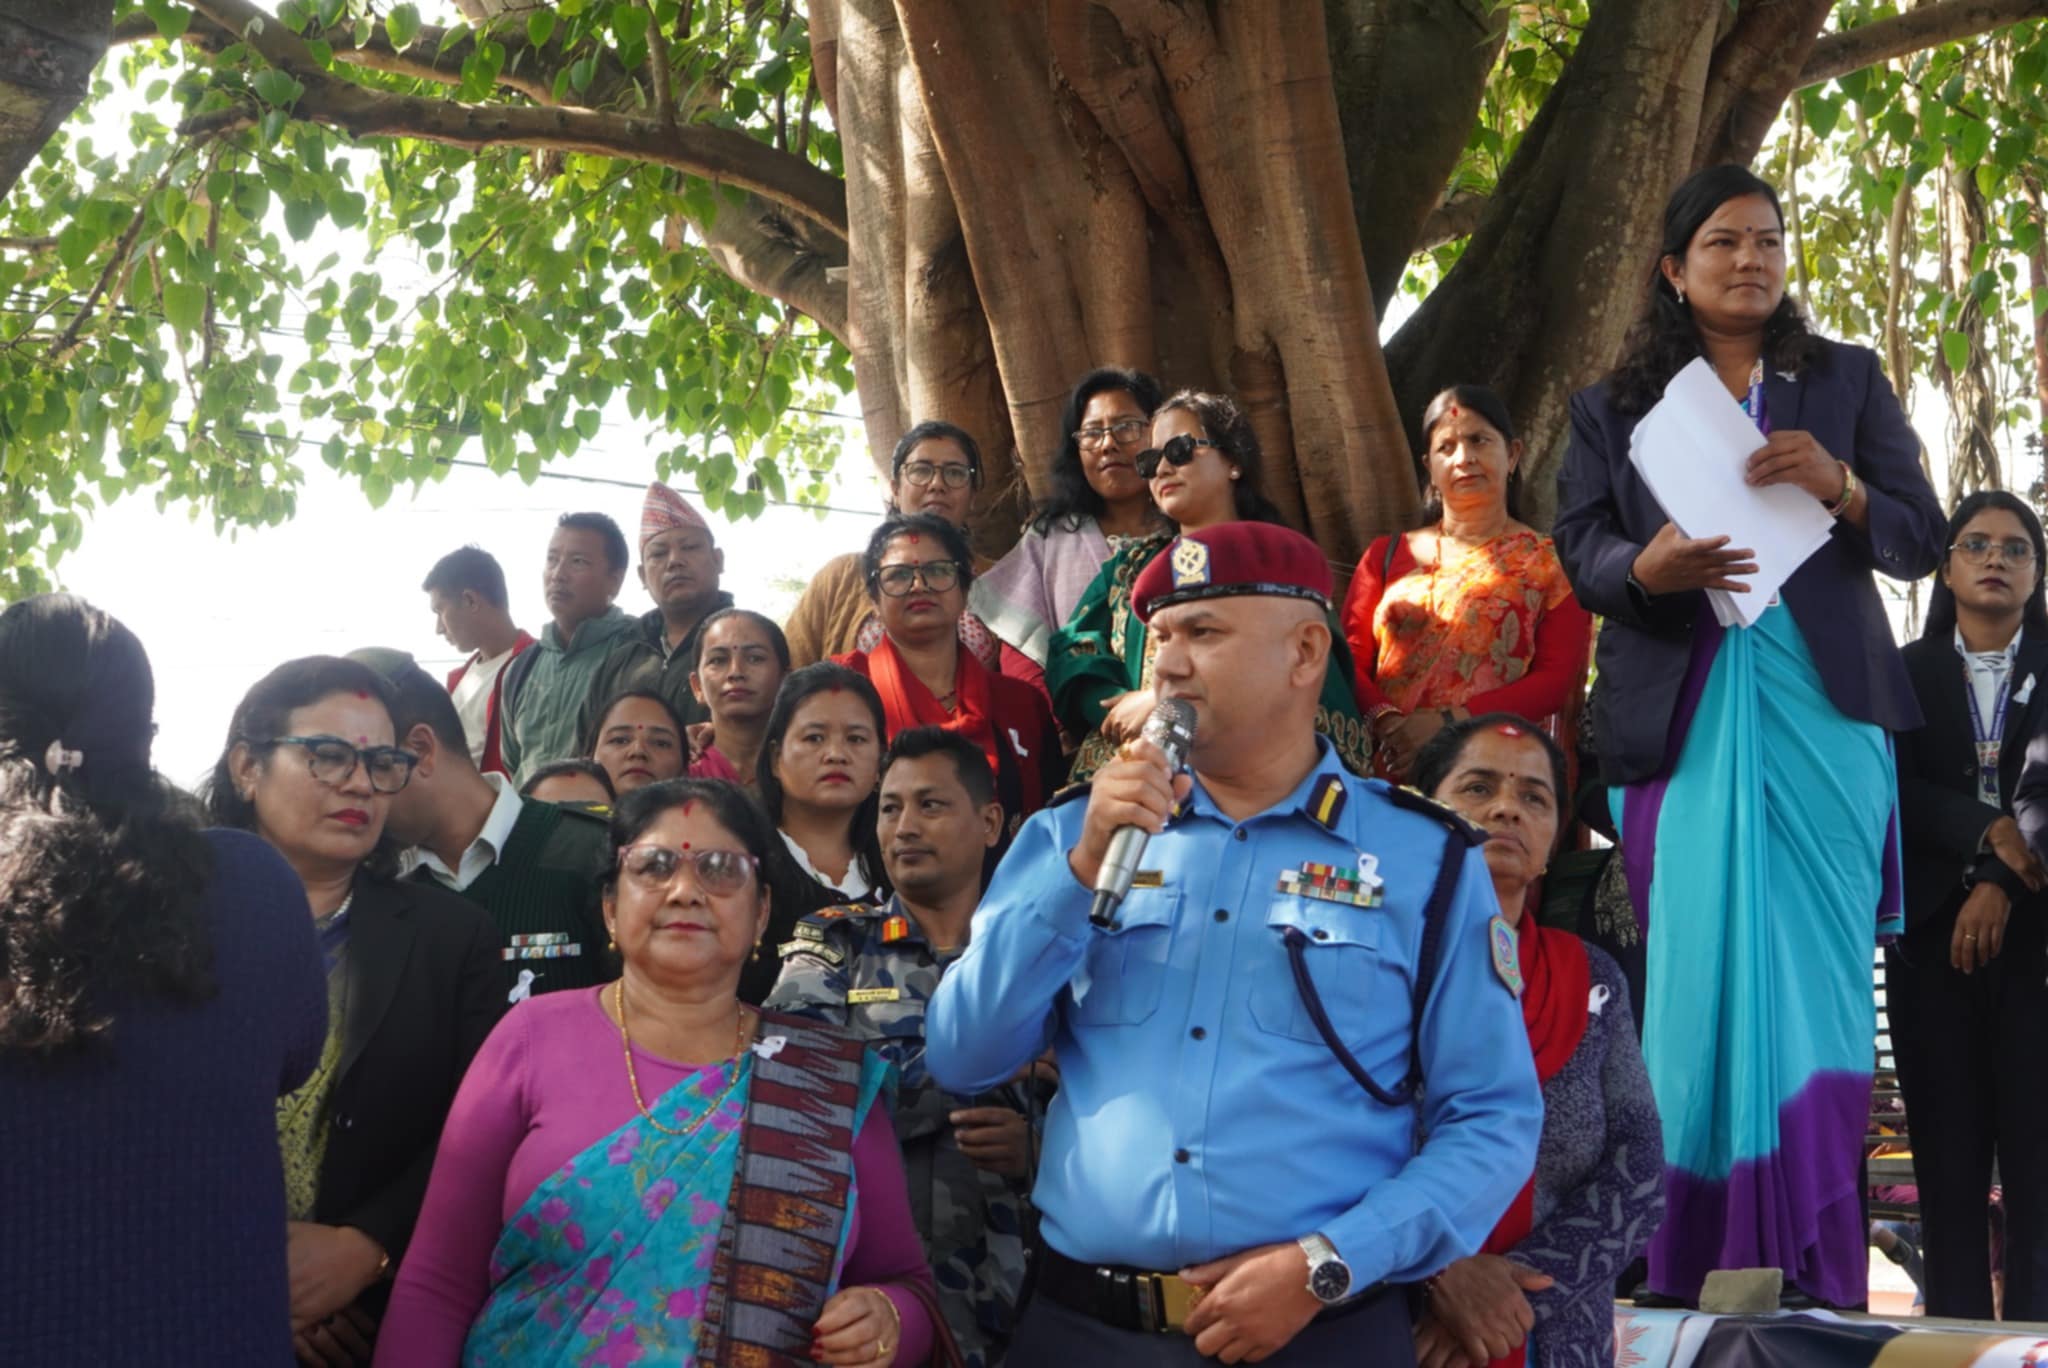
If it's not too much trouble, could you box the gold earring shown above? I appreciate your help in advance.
[606,933,617,952]
[752,940,765,961]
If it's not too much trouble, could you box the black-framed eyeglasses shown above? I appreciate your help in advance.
[1074,418,1148,449]
[1951,535,2036,566]
[261,735,418,794]
[1135,434,1219,480]
[616,843,759,896]
[874,560,963,597]
[898,460,977,490]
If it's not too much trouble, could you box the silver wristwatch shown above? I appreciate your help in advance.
[1297,1232,1353,1305]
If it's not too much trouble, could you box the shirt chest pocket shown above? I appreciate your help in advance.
[1248,896,1406,1062]
[1070,887,1180,1027]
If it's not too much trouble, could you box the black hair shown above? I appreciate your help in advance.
[202,656,404,878]
[695,607,792,676]
[0,595,216,1055]
[347,647,468,760]
[890,420,983,490]
[861,514,979,600]
[1153,389,1286,525]
[421,545,509,611]
[756,663,887,893]
[581,688,689,760]
[882,725,998,807]
[600,777,778,897]
[1608,164,1825,416]
[556,511,631,575]
[519,757,618,801]
[1415,385,1524,523]
[1411,711,1571,856]
[1030,367,1165,534]
[1922,490,2048,641]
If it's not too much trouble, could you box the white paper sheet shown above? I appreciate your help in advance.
[1626,358,1834,628]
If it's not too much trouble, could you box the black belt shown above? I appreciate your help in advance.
[1035,1245,1392,1336]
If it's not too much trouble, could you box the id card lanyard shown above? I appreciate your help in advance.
[1964,655,2013,806]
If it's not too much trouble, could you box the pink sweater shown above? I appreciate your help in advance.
[375,988,935,1365]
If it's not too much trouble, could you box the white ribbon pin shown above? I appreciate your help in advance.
[751,1035,788,1061]
[507,969,537,1005]
[1588,984,1610,1018]
[2018,674,2037,707]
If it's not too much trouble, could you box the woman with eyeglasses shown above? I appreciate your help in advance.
[970,368,1170,690]
[0,597,328,1363]
[1047,388,1375,780]
[837,513,1062,834]
[1341,385,1593,783]
[205,656,504,1365]
[582,688,688,796]
[1898,492,2048,1319]
[1552,164,1944,1308]
[786,420,1015,679]
[376,778,944,1367]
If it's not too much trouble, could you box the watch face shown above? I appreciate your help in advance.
[1310,1260,1352,1302]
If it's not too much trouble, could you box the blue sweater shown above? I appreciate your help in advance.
[0,828,327,1365]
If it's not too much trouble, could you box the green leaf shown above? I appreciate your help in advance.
[252,69,305,108]
[283,199,322,240]
[1800,89,1841,141]
[1941,330,1971,373]
[573,409,601,440]
[143,0,194,41]
[162,281,207,338]
[56,222,101,273]
[611,4,649,49]
[570,55,596,93]
[527,10,556,46]
[385,2,420,50]
[461,40,505,99]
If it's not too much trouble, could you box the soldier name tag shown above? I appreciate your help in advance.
[846,987,902,1005]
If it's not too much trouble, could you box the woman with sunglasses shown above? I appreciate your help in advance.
[377,778,943,1367]
[1047,388,1375,779]
[1899,492,2048,1319]
[1341,385,1593,783]
[837,513,1062,831]
[970,367,1170,691]
[205,657,503,1365]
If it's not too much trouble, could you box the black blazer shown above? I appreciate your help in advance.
[1554,338,1945,783]
[1899,631,2048,930]
[314,874,504,1264]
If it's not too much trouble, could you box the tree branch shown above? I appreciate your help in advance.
[1799,0,2048,89]
[178,0,847,238]
[1414,190,1488,251]
[0,236,58,252]
[644,0,676,126]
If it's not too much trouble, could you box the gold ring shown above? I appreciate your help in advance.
[873,1339,887,1361]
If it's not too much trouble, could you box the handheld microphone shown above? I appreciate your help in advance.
[1089,698,1197,928]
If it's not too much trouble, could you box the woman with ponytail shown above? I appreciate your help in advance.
[0,594,329,1363]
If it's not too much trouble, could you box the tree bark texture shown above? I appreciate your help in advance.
[1937,158,2001,501]
[0,0,116,200]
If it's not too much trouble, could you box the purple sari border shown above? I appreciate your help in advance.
[1647,1068,1874,1308]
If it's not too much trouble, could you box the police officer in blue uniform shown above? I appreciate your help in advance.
[927,522,1543,1365]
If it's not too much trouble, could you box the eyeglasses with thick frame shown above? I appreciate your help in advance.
[897,460,977,490]
[1135,434,1220,480]
[873,560,964,597]
[1073,418,1149,449]
[259,734,419,794]
[1950,535,2037,566]
[615,843,760,897]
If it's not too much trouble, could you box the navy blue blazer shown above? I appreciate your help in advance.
[1554,338,1944,784]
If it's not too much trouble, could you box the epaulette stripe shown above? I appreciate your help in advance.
[1386,785,1487,846]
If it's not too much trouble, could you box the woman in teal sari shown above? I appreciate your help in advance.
[1046,390,1373,780]
[1554,165,1944,1307]
[377,778,941,1366]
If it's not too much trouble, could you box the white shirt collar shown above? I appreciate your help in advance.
[1955,624,2022,669]
[779,828,873,901]
[413,772,524,892]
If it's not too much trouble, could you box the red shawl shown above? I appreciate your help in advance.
[1477,907,1591,1368]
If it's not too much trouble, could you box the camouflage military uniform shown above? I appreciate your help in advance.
[764,898,1032,1367]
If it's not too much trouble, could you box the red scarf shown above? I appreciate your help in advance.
[863,633,1003,779]
[1476,907,1591,1368]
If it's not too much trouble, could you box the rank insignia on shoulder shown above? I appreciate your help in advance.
[881,914,912,944]
[780,939,844,966]
[1308,774,1347,830]
[792,922,828,943]
[846,986,901,1005]
[1278,857,1383,907]
[1489,915,1524,998]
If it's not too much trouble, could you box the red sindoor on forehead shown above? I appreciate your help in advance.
[1493,723,1524,737]
[680,799,697,816]
[1448,404,1461,419]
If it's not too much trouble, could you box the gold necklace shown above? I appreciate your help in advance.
[612,980,751,1139]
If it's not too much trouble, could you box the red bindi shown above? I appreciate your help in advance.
[1494,723,1524,737]
[682,841,691,849]
[355,690,370,699]
[1448,404,1461,419]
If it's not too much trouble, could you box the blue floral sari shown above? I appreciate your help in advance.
[465,1027,890,1366]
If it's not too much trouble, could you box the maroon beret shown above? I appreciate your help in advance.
[1131,522,1333,622]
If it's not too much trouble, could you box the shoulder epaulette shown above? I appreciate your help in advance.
[555,801,612,823]
[1385,785,1487,847]
[1047,781,1093,810]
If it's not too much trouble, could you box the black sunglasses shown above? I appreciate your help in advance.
[1135,434,1220,480]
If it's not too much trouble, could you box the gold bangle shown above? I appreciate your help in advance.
[1826,461,1858,517]
[869,1287,902,1357]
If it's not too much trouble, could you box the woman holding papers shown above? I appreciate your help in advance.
[1902,492,2048,1320]
[1342,384,1593,781]
[1553,162,1943,1309]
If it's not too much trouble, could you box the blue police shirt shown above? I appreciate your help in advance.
[926,738,1542,1285]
